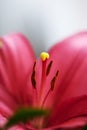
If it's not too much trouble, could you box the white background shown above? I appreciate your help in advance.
[0,0,87,56]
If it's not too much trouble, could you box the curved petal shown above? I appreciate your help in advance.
[0,114,7,128]
[47,95,87,128]
[9,126,25,130]
[43,32,87,109]
[8,124,34,130]
[0,33,36,109]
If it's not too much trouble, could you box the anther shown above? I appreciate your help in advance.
[33,61,36,70]
[40,52,49,61]
[31,61,36,89]
[46,60,53,76]
[55,70,59,77]
[51,70,59,91]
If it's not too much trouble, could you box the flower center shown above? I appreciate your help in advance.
[31,52,59,108]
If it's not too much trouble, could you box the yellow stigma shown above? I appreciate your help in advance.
[40,52,49,61]
[0,41,3,48]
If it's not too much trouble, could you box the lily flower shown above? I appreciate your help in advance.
[0,32,87,130]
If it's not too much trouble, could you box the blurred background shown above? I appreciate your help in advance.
[0,0,87,56]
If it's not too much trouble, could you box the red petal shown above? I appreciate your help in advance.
[48,95,87,128]
[0,33,35,109]
[43,32,87,128]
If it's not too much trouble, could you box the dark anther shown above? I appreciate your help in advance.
[51,70,59,90]
[56,70,59,77]
[33,61,36,70]
[46,60,53,76]
[31,61,36,89]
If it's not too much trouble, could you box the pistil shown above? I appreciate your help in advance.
[39,52,50,106]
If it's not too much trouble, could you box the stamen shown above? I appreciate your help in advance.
[31,61,36,89]
[51,70,59,90]
[40,52,49,61]
[41,70,59,108]
[46,60,53,76]
[0,41,3,48]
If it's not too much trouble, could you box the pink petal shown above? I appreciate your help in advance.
[0,33,36,109]
[0,114,7,127]
[44,32,87,106]
[44,32,87,128]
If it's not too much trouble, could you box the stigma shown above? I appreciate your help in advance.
[40,52,49,61]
